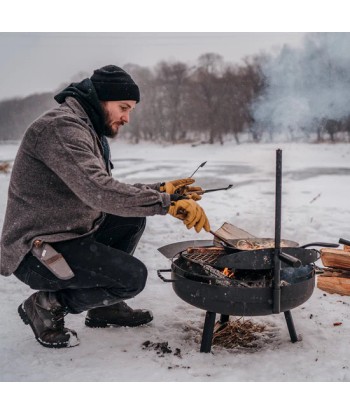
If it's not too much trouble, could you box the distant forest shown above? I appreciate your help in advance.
[1,51,350,145]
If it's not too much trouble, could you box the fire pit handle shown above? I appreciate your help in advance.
[157,269,176,283]
[300,242,339,249]
[279,252,301,268]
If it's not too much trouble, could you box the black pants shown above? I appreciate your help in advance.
[14,215,147,314]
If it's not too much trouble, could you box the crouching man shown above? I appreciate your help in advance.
[0,65,209,348]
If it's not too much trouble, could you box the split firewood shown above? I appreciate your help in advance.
[339,238,350,252]
[317,274,350,296]
[320,267,350,279]
[320,248,350,270]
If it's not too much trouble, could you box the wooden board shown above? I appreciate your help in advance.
[213,222,256,246]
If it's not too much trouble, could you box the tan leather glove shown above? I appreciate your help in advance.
[168,199,210,233]
[160,178,203,200]
[184,186,203,201]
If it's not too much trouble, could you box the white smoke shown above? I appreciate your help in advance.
[253,33,350,135]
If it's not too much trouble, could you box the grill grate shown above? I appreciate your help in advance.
[180,249,251,287]
[181,250,225,266]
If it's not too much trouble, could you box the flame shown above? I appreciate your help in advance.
[222,267,235,278]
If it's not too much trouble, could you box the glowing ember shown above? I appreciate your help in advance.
[222,267,235,278]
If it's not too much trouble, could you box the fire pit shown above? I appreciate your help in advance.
[157,150,338,352]
[157,247,316,352]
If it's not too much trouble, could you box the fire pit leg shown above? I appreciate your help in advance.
[200,311,216,353]
[284,310,299,343]
[220,314,230,324]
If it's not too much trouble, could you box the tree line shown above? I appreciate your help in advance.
[1,52,350,144]
[0,92,53,143]
[124,53,266,145]
[0,53,267,144]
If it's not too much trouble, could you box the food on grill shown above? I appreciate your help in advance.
[186,247,224,253]
[236,239,289,250]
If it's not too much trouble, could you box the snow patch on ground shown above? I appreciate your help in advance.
[1,140,350,382]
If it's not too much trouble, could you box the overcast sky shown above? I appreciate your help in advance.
[0,32,306,101]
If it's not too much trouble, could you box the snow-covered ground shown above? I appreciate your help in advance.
[1,139,350,383]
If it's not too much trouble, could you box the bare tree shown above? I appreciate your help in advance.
[155,61,191,143]
[123,64,160,143]
[190,53,227,144]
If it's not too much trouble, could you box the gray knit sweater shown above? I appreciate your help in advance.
[0,98,170,276]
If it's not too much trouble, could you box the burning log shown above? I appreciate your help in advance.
[202,264,232,287]
[222,267,235,278]
[202,264,249,287]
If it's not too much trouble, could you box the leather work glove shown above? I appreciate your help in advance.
[160,178,203,200]
[168,199,210,233]
[184,185,203,201]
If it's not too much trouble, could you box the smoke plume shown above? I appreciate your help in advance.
[253,33,350,136]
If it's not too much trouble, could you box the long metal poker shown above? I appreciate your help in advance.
[189,161,207,178]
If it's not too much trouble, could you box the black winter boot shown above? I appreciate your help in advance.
[18,291,79,348]
[85,301,153,328]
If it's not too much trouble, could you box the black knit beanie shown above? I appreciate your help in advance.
[90,65,140,102]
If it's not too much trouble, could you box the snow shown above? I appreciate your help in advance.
[1,139,350,390]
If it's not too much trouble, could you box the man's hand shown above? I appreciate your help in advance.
[184,185,203,201]
[160,178,203,200]
[168,199,210,233]
[160,178,194,194]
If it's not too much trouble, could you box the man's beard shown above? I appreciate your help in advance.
[101,107,123,138]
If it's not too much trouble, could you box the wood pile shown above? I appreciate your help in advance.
[318,241,350,295]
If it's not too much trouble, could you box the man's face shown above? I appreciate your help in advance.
[100,100,136,138]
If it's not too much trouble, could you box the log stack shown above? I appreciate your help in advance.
[318,239,350,295]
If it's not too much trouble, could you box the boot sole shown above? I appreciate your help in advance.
[85,314,153,328]
[18,302,79,349]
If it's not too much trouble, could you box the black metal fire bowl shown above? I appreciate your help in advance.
[158,258,315,317]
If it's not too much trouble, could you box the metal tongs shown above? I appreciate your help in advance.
[187,161,234,195]
[186,184,234,195]
[189,161,207,178]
